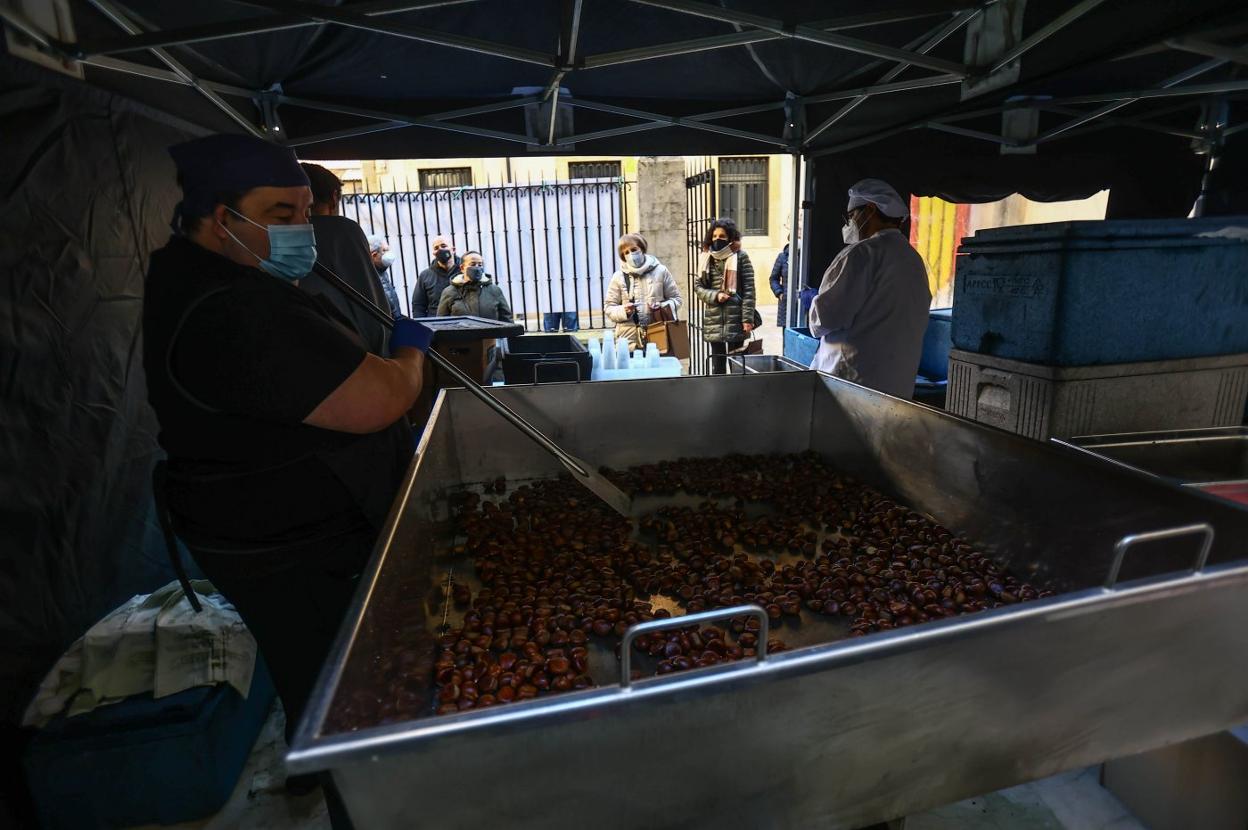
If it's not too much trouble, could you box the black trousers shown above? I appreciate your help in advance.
[188,528,373,829]
[709,340,744,374]
[188,527,373,744]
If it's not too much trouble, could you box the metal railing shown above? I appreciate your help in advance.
[685,161,716,375]
[341,179,631,329]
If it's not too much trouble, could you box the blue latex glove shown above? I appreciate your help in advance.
[390,316,434,354]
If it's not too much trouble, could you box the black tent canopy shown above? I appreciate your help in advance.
[9,0,1245,168]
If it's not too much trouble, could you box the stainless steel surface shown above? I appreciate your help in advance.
[618,604,769,687]
[311,260,633,516]
[1105,523,1213,588]
[1058,427,1248,487]
[289,372,1248,830]
[725,353,809,373]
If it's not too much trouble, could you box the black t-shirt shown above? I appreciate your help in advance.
[143,236,411,549]
[300,215,391,355]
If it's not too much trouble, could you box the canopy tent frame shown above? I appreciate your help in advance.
[10,0,1238,163]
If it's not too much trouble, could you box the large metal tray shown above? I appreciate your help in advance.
[725,353,809,374]
[1059,427,1248,486]
[1058,427,1248,506]
[288,372,1248,829]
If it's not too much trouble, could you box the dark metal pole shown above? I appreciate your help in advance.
[539,177,555,325]
[579,181,592,329]
[555,183,570,329]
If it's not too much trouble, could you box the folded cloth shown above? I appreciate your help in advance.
[23,580,256,727]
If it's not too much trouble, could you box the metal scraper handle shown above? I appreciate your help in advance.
[310,262,590,479]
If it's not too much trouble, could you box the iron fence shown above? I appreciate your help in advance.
[685,160,716,375]
[340,179,631,329]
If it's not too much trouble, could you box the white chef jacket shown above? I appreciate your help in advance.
[808,228,931,398]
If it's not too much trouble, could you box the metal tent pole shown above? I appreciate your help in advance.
[785,153,803,331]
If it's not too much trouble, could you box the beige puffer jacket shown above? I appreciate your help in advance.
[604,257,683,344]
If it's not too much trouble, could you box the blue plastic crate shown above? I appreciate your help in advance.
[24,660,274,830]
[787,309,953,384]
[783,327,818,367]
[953,217,1248,366]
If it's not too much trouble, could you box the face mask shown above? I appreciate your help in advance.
[466,265,484,281]
[223,208,317,282]
[375,250,395,272]
[710,238,730,252]
[841,220,859,246]
[842,208,869,245]
[435,248,453,264]
[627,250,646,268]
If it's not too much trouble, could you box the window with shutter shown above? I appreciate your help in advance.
[568,161,622,180]
[418,167,474,189]
[718,157,769,235]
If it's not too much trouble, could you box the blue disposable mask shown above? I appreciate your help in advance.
[628,250,646,268]
[223,207,318,281]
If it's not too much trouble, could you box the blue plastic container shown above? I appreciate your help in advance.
[783,327,818,366]
[953,217,1248,366]
[24,661,275,829]
[918,308,953,382]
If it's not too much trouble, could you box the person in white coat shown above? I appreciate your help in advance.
[809,178,931,398]
[604,233,683,348]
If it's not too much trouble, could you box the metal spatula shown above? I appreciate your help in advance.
[310,262,635,518]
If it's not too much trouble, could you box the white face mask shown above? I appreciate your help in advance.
[627,250,646,268]
[842,210,867,245]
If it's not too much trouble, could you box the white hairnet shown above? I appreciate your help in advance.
[366,233,386,252]
[847,178,909,219]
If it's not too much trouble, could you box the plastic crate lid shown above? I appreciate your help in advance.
[960,216,1248,249]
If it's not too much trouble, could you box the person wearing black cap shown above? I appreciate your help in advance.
[143,135,432,777]
[298,162,391,354]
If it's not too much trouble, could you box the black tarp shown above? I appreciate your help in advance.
[0,52,196,725]
[804,126,1216,287]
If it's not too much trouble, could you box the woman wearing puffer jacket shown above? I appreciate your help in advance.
[696,217,756,374]
[436,251,512,321]
[604,233,683,349]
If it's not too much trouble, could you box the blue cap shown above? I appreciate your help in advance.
[169,134,310,219]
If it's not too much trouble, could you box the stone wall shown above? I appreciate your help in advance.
[635,157,690,302]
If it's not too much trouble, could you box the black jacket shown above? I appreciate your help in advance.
[302,215,390,354]
[411,257,460,318]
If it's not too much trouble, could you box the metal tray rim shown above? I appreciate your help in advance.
[286,559,1248,774]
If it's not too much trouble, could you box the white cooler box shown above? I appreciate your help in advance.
[946,349,1248,440]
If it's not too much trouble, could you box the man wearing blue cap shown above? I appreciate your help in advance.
[809,178,931,398]
[143,134,433,764]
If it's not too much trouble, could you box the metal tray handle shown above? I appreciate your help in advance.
[532,359,583,384]
[619,604,769,688]
[1105,523,1214,589]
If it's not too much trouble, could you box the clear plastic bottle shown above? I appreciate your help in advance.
[615,338,631,372]
[602,332,617,370]
[586,337,602,380]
